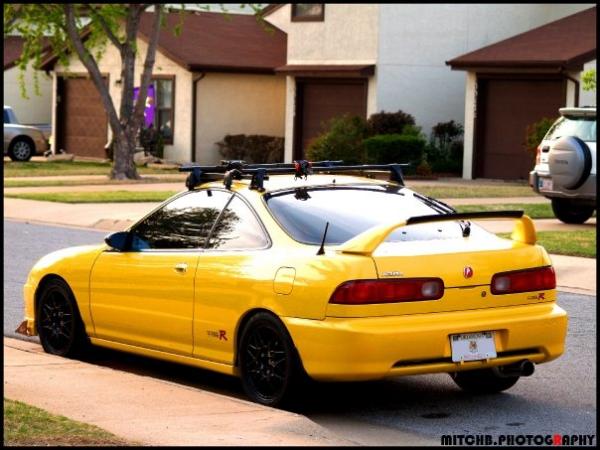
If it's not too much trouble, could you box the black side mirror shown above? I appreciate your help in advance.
[104,231,130,251]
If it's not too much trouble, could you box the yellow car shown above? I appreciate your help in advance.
[18,161,567,406]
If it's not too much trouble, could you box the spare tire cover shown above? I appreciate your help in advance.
[548,136,592,190]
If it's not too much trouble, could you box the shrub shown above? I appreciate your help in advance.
[216,134,284,163]
[306,115,369,164]
[431,120,463,151]
[524,117,555,160]
[363,134,426,169]
[427,120,464,175]
[367,110,416,136]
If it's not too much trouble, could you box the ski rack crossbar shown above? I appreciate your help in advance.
[179,160,409,191]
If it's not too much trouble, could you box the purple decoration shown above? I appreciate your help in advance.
[133,84,156,129]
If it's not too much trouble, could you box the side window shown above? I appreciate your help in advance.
[207,196,269,250]
[131,190,231,250]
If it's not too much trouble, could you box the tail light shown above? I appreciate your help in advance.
[535,145,542,165]
[329,278,444,305]
[491,266,555,295]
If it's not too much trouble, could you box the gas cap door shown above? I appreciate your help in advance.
[273,267,296,295]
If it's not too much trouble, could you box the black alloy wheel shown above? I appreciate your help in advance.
[239,313,302,406]
[37,279,88,357]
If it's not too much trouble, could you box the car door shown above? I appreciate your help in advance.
[192,194,271,364]
[90,189,232,355]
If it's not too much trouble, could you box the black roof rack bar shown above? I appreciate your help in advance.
[179,161,409,191]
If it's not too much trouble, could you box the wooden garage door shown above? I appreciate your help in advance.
[58,77,108,158]
[294,79,367,159]
[475,78,565,179]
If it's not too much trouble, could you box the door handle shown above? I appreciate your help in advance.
[174,263,188,274]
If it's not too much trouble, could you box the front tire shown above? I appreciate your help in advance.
[8,138,34,161]
[36,279,89,357]
[450,368,520,394]
[551,198,595,224]
[238,312,303,406]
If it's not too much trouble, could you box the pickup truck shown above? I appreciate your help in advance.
[3,105,50,161]
[529,107,596,224]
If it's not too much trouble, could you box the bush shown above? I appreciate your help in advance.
[431,120,463,150]
[367,110,415,136]
[216,134,284,163]
[524,117,555,160]
[363,134,426,169]
[306,115,369,164]
[427,120,464,175]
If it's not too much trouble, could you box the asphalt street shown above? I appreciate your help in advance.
[3,219,597,444]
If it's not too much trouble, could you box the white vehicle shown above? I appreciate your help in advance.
[3,105,49,162]
[529,107,596,224]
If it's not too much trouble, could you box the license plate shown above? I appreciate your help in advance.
[450,331,497,362]
[538,178,553,191]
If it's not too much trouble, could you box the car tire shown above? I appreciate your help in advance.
[551,198,595,224]
[8,137,34,162]
[36,278,90,358]
[450,368,520,394]
[238,312,305,407]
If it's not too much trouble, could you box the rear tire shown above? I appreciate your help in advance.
[8,138,34,162]
[551,198,595,224]
[36,279,90,357]
[238,312,305,407]
[450,368,520,394]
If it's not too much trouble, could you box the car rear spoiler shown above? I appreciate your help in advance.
[337,211,536,256]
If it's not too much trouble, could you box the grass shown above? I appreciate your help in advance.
[4,176,184,188]
[4,398,132,446]
[456,203,596,219]
[3,160,178,177]
[498,231,596,258]
[417,185,536,198]
[456,203,554,219]
[5,190,178,203]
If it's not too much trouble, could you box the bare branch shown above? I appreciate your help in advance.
[63,4,121,135]
[128,4,163,133]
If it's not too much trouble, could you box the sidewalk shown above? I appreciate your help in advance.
[4,338,353,446]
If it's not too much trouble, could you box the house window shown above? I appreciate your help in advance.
[152,77,175,145]
[291,4,325,22]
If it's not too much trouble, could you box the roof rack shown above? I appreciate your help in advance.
[178,160,409,191]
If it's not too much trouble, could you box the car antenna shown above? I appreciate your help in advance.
[317,222,330,256]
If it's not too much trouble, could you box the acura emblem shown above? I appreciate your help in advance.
[463,266,474,279]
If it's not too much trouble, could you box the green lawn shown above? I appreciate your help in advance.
[498,231,596,258]
[456,203,596,219]
[417,185,536,199]
[3,160,179,177]
[4,176,184,188]
[4,398,132,446]
[5,190,179,203]
[456,203,553,219]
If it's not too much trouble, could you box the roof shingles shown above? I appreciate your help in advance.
[138,11,286,73]
[447,7,596,70]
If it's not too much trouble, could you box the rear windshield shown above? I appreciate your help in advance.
[545,116,596,142]
[265,186,467,245]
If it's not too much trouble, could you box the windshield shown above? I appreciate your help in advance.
[265,185,468,245]
[545,116,596,142]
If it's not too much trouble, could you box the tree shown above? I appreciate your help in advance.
[4,4,263,180]
[582,69,596,93]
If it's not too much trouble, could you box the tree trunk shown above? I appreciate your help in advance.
[111,131,140,180]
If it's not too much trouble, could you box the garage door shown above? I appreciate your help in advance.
[58,77,108,158]
[475,78,565,179]
[294,79,367,159]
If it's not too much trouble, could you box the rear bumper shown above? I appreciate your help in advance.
[283,302,567,381]
[529,170,596,202]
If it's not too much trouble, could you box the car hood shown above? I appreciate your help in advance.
[27,244,106,285]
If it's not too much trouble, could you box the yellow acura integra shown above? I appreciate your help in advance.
[19,161,567,406]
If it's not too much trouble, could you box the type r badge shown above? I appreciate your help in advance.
[463,266,474,279]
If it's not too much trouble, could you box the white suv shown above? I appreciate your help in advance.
[529,107,596,224]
